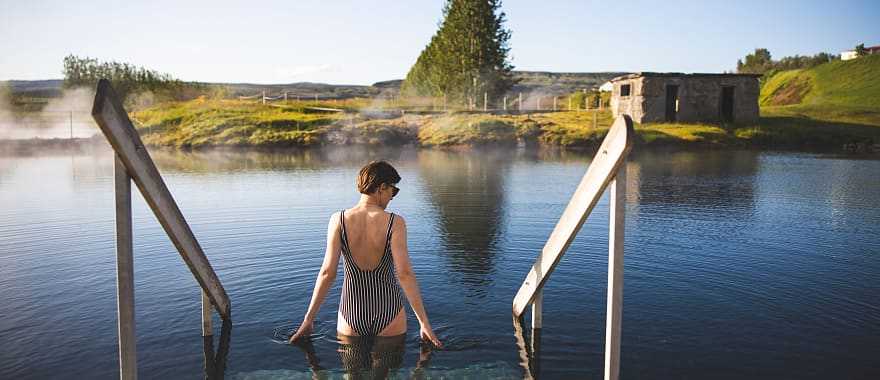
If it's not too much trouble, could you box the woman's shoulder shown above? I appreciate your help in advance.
[328,210,343,227]
[390,212,406,229]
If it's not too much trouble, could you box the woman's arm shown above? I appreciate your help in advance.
[390,215,442,347]
[290,212,342,343]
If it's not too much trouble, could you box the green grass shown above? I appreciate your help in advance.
[418,114,518,146]
[747,55,880,148]
[531,109,880,149]
[531,111,611,146]
[131,57,880,151]
[132,98,342,147]
[762,104,880,127]
[760,69,814,106]
[324,117,419,145]
[762,54,880,108]
[417,111,612,147]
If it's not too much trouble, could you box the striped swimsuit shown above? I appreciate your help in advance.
[339,210,405,336]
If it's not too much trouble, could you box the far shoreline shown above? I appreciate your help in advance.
[3,135,878,157]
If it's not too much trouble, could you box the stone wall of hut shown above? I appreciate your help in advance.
[611,75,760,123]
[610,77,648,122]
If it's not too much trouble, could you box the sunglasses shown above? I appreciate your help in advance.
[388,184,400,197]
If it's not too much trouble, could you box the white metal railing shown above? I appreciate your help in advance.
[91,79,231,380]
[512,114,634,380]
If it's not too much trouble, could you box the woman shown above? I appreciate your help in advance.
[289,160,442,349]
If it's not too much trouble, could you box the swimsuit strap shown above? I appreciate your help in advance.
[339,209,350,255]
[383,213,395,254]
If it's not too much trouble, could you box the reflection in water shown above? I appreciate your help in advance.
[512,314,540,380]
[633,150,759,212]
[337,334,406,379]
[291,338,326,378]
[203,319,232,380]
[418,149,511,295]
[147,146,417,173]
[289,334,436,379]
[3,147,879,379]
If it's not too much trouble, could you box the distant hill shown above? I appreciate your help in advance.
[761,54,880,108]
[3,79,64,98]
[217,82,374,99]
[370,71,627,96]
[4,71,628,99]
[509,71,627,95]
[2,79,377,99]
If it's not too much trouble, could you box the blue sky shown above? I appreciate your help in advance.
[1,0,878,84]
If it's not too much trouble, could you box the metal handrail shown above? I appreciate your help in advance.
[91,79,231,380]
[512,114,634,380]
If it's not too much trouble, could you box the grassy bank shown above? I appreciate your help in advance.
[130,98,879,150]
[132,98,343,147]
[132,55,880,152]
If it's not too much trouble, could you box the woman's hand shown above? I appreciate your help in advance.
[419,324,442,348]
[288,320,313,345]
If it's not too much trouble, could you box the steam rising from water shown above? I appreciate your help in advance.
[0,87,99,140]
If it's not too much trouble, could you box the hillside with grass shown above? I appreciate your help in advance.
[760,54,880,125]
[9,56,877,151]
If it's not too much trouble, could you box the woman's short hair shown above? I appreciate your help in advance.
[357,161,401,194]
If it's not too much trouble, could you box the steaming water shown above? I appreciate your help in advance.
[1,146,878,379]
[0,88,99,140]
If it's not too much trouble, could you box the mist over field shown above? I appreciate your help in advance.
[0,87,98,140]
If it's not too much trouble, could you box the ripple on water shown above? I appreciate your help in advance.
[1,148,879,379]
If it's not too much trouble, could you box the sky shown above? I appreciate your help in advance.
[1,0,878,85]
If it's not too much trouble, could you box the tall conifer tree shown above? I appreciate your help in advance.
[402,0,515,105]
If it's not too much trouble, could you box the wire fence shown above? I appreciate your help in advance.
[235,90,609,113]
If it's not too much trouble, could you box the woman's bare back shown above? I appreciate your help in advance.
[341,207,394,271]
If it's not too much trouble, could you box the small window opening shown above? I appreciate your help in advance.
[620,84,631,97]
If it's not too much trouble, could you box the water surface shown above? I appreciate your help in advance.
[1,146,878,379]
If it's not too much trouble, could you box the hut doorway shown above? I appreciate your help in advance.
[665,85,679,122]
[720,86,735,122]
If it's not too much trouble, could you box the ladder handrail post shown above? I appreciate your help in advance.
[512,115,634,317]
[92,80,233,379]
[511,115,633,379]
[604,165,627,380]
[92,79,230,320]
[202,290,213,337]
[115,154,137,380]
[531,289,543,330]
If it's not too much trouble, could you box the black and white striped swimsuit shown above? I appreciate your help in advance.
[339,210,405,336]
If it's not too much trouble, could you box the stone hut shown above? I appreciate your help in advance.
[609,73,761,123]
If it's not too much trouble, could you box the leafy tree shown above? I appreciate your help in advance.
[736,49,839,84]
[402,0,516,106]
[62,55,200,102]
[855,43,867,57]
[736,48,773,75]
